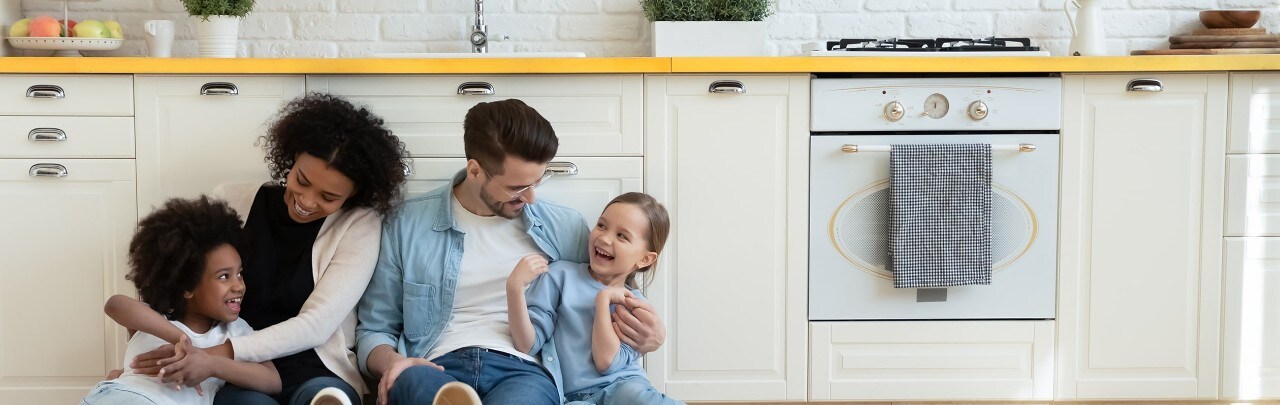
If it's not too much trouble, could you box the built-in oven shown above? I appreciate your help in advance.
[809,76,1061,321]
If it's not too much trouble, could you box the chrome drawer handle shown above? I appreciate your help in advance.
[28,128,67,142]
[457,82,495,96]
[29,163,69,178]
[26,84,65,99]
[547,162,578,176]
[708,80,746,94]
[1127,79,1163,92]
[200,82,239,96]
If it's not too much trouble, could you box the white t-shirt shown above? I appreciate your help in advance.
[111,319,255,405]
[426,194,542,362]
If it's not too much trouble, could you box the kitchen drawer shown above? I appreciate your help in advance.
[0,159,135,182]
[0,75,133,116]
[810,321,1054,401]
[1221,238,1280,399]
[307,75,643,157]
[0,117,134,158]
[1228,73,1280,153]
[1226,155,1280,236]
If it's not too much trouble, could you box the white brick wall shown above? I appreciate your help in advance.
[15,0,1280,57]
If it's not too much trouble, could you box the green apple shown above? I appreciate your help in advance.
[73,19,109,38]
[8,18,30,37]
[103,20,122,39]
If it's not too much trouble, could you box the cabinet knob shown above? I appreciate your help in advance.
[29,163,69,178]
[708,80,746,94]
[457,82,495,96]
[547,161,578,176]
[1127,79,1163,92]
[200,82,240,96]
[26,84,65,99]
[28,128,67,142]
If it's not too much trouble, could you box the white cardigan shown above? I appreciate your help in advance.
[213,182,380,395]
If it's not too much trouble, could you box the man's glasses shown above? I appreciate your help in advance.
[480,166,554,200]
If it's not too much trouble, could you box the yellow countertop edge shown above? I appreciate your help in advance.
[3,55,1280,74]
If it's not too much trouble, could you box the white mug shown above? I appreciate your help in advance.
[143,20,176,58]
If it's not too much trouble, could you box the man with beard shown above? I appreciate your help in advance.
[356,99,666,405]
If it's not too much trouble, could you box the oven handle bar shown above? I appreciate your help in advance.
[840,143,1037,153]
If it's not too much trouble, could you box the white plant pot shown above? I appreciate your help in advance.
[193,15,240,58]
[652,21,767,57]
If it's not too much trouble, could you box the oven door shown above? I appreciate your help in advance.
[809,133,1058,320]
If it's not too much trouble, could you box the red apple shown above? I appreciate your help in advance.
[58,19,77,37]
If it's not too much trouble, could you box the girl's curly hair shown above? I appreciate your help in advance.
[126,196,243,321]
[260,93,409,215]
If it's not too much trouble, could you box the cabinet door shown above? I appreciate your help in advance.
[0,159,136,403]
[1222,238,1280,399]
[307,75,643,157]
[1058,74,1226,399]
[1228,73,1280,153]
[403,157,642,224]
[135,75,305,215]
[643,75,808,401]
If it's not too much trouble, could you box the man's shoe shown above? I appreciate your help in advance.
[310,387,353,405]
[433,381,481,405]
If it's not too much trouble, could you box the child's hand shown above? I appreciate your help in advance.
[506,254,549,289]
[596,286,633,306]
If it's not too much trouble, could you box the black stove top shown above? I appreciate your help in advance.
[825,37,1040,52]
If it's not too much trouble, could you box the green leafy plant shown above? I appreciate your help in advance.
[181,0,255,19]
[641,0,773,22]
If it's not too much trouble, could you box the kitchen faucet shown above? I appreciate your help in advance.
[470,0,487,53]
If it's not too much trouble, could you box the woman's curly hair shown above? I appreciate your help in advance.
[126,196,243,321]
[260,93,410,215]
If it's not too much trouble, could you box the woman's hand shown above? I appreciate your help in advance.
[130,343,179,376]
[154,335,215,393]
[378,356,444,405]
[612,296,666,354]
[506,254,549,290]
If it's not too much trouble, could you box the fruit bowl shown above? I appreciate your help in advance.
[7,37,123,56]
[1199,10,1261,29]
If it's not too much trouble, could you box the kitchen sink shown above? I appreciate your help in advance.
[371,51,587,58]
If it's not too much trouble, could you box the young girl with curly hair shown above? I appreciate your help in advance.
[84,196,281,405]
[107,93,409,405]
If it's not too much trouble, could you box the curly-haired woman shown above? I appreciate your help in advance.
[109,93,410,405]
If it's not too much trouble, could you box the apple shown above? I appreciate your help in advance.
[8,18,29,37]
[103,20,122,39]
[73,19,109,38]
[58,19,77,37]
[28,15,60,37]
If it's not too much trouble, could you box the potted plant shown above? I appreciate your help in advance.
[643,0,773,56]
[182,0,253,57]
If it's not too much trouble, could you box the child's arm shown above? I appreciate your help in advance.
[592,287,634,374]
[506,254,549,354]
[105,295,185,343]
[174,335,282,394]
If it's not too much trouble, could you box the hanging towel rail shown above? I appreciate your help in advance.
[840,143,1036,153]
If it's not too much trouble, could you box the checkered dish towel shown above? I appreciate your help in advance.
[889,144,993,288]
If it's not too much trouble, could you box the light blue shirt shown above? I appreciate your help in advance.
[355,170,589,396]
[526,261,648,396]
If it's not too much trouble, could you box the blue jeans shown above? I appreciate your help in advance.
[214,376,358,405]
[81,382,158,405]
[389,347,558,405]
[564,376,684,405]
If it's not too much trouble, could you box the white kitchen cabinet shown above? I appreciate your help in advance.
[306,75,643,157]
[643,74,808,401]
[1222,238,1280,399]
[1057,73,1227,399]
[401,157,643,222]
[135,75,305,215]
[1228,73,1280,154]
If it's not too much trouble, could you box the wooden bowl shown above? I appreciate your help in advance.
[1199,10,1261,29]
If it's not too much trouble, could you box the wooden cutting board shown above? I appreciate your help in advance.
[1169,34,1280,43]
[1170,41,1280,49]
[1132,48,1280,55]
[1193,28,1267,35]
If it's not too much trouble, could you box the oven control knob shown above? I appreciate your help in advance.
[967,101,989,120]
[884,101,905,122]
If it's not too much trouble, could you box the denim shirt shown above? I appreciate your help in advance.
[355,170,589,398]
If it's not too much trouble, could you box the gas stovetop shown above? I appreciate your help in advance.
[807,37,1050,57]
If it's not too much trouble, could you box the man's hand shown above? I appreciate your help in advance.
[377,356,443,405]
[612,296,666,353]
[506,254,549,290]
